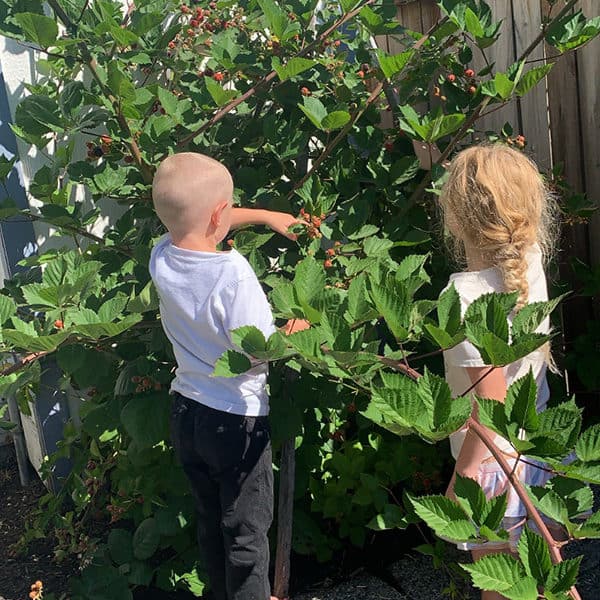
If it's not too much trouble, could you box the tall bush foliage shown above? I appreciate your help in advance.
[0,0,599,598]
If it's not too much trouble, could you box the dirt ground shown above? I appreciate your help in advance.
[1,444,599,600]
[0,447,78,600]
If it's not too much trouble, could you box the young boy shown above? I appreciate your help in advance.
[150,152,302,600]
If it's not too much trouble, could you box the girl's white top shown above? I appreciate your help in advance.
[443,244,551,460]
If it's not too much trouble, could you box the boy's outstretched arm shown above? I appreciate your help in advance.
[230,208,305,240]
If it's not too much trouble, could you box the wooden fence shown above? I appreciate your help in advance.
[378,0,600,403]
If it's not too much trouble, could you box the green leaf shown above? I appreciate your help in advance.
[273,56,316,81]
[230,325,267,356]
[0,295,16,325]
[462,553,524,592]
[367,503,409,530]
[369,278,409,341]
[517,527,551,581]
[545,557,582,594]
[71,565,132,600]
[108,529,134,565]
[515,64,554,97]
[107,61,136,101]
[257,0,287,39]
[454,474,487,523]
[480,493,508,531]
[408,494,469,537]
[501,576,539,600]
[204,76,237,107]
[133,518,160,560]
[375,49,414,79]
[511,295,565,338]
[321,111,351,132]
[576,424,600,462]
[526,486,569,524]
[14,12,58,47]
[504,370,539,432]
[15,94,64,136]
[157,86,179,116]
[438,283,462,335]
[121,393,169,448]
[429,113,466,142]
[298,96,328,129]
[294,256,325,321]
[213,350,252,378]
[464,8,484,37]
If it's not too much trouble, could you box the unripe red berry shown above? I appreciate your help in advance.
[54,319,64,329]
[334,40,341,47]
[464,68,475,78]
[180,4,189,13]
[334,241,342,247]
[312,216,321,227]
[299,207,305,215]
[447,73,456,83]
[357,70,365,78]
[326,248,335,257]
[300,86,311,96]
[324,259,333,268]
[227,239,234,247]
[384,141,394,152]
[213,72,224,81]
[190,18,199,27]
[468,85,477,95]
[100,134,112,145]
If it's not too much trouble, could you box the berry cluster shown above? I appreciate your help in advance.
[85,134,113,161]
[506,134,526,149]
[131,375,161,393]
[299,208,324,240]
[323,241,342,269]
[106,502,127,523]
[446,67,478,95]
[29,581,43,600]
[168,3,244,55]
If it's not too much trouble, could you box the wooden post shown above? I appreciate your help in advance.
[272,436,296,600]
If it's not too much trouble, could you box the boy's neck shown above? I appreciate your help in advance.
[170,232,220,253]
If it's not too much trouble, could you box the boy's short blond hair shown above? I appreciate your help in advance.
[152,152,233,236]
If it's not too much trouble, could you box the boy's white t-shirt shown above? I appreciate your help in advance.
[443,244,551,460]
[149,235,276,416]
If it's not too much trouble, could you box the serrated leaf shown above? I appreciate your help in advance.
[501,576,539,600]
[454,474,487,523]
[0,295,16,325]
[369,278,410,341]
[204,76,237,107]
[321,111,351,132]
[462,553,524,592]
[504,370,539,432]
[545,557,582,594]
[157,86,179,116]
[526,486,569,524]
[128,281,159,314]
[230,325,267,356]
[515,64,554,97]
[480,493,508,531]
[273,56,316,81]
[409,494,468,537]
[517,527,551,581]
[511,295,565,338]
[375,49,414,79]
[14,12,58,47]
[108,529,134,565]
[212,350,252,377]
[298,96,328,129]
[367,504,408,530]
[439,519,478,541]
[576,424,600,462]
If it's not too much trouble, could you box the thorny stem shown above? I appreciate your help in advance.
[467,419,581,600]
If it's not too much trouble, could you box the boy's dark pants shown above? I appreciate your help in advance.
[170,393,274,600]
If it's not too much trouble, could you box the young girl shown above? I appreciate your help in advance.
[438,144,558,600]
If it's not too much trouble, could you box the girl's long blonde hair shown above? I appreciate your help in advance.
[439,144,558,309]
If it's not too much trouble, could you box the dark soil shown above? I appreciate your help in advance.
[1,444,599,600]
[0,446,78,600]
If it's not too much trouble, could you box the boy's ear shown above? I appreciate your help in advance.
[210,200,230,227]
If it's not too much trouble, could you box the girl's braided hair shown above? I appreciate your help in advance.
[439,144,558,310]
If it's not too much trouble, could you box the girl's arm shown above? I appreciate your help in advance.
[230,208,305,240]
[447,367,507,497]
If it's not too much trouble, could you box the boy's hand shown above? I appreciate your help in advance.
[282,318,310,335]
[264,211,306,241]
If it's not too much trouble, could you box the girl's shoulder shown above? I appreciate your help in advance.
[443,244,547,310]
